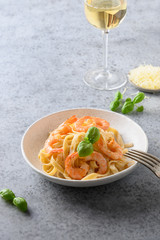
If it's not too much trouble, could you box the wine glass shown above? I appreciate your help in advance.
[84,0,127,90]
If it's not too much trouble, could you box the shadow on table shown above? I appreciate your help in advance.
[52,174,160,219]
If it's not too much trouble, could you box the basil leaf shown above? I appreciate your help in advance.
[121,101,134,114]
[133,92,145,104]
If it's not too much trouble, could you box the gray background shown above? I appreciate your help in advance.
[0,0,160,239]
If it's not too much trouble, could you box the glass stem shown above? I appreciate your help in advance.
[103,30,109,72]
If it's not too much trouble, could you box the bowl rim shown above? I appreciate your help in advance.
[21,107,148,183]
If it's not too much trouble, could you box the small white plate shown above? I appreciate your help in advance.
[21,108,148,187]
[129,80,160,93]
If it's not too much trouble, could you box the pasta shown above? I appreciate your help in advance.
[38,115,134,180]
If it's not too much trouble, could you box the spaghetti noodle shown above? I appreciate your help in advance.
[38,115,134,180]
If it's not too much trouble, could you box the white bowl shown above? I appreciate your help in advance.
[21,108,148,187]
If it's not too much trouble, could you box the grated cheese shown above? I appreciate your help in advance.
[128,65,160,90]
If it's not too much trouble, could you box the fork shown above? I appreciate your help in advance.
[124,149,160,178]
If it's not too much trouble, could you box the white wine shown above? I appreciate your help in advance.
[83,0,127,90]
[85,0,127,30]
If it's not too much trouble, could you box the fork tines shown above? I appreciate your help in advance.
[124,149,160,178]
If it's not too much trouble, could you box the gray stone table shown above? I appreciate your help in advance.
[0,0,160,239]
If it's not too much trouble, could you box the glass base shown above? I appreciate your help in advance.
[84,68,127,91]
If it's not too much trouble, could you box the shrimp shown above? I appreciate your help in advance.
[63,115,78,125]
[97,137,123,160]
[44,116,78,154]
[73,116,94,132]
[85,151,107,174]
[92,117,110,130]
[44,137,63,154]
[65,152,89,180]
[73,116,110,132]
[53,124,72,136]
[52,115,78,136]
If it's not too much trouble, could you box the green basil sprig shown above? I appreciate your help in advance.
[136,106,144,112]
[121,101,134,114]
[0,189,28,212]
[110,91,145,114]
[110,91,123,112]
[13,197,28,212]
[110,100,120,112]
[115,91,123,100]
[77,140,93,157]
[133,92,145,104]
[0,189,15,201]
[78,127,100,157]
[85,126,100,144]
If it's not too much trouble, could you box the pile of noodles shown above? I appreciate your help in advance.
[38,116,134,180]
